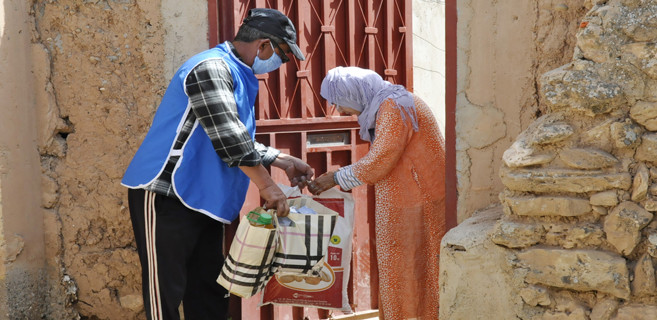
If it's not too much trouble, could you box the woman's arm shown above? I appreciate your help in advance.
[350,101,412,184]
[309,101,412,194]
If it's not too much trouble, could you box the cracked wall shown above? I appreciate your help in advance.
[456,0,592,222]
[33,0,207,318]
[0,0,205,318]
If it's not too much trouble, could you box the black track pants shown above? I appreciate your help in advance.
[128,189,229,320]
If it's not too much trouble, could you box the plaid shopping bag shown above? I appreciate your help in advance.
[217,212,278,298]
[271,197,338,276]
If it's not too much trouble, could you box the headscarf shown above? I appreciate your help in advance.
[320,66,418,142]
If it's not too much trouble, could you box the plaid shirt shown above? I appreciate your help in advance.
[145,50,279,197]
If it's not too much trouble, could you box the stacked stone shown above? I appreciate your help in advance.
[494,0,657,318]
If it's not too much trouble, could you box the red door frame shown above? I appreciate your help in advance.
[445,0,457,229]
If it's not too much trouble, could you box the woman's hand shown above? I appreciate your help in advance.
[308,171,337,195]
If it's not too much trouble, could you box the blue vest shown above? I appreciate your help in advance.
[121,42,259,223]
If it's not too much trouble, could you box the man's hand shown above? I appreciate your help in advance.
[308,171,337,195]
[258,184,290,217]
[239,164,290,217]
[272,153,314,189]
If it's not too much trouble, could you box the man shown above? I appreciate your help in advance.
[121,8,312,320]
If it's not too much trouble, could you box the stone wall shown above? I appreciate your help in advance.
[443,0,657,319]
[456,0,592,223]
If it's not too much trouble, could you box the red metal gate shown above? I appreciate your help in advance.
[208,1,413,318]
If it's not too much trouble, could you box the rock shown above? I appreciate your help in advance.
[502,114,570,167]
[611,120,643,149]
[630,101,657,131]
[590,298,619,320]
[603,201,653,255]
[542,307,588,320]
[545,223,605,249]
[643,199,657,212]
[631,163,649,201]
[505,196,591,217]
[576,17,612,64]
[520,285,551,306]
[592,206,608,215]
[619,7,657,42]
[500,167,632,193]
[636,134,657,164]
[530,123,574,145]
[650,183,657,196]
[503,141,556,168]
[613,304,657,320]
[596,60,646,105]
[590,191,619,207]
[648,233,657,257]
[581,119,615,153]
[491,220,545,249]
[559,148,618,170]
[646,80,657,101]
[631,253,656,296]
[516,247,630,299]
[541,62,625,116]
[440,206,525,320]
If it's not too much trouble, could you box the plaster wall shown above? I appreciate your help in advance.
[8,0,208,318]
[456,0,591,222]
[161,0,209,80]
[0,0,48,318]
[413,0,445,135]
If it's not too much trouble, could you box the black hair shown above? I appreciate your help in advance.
[234,24,284,46]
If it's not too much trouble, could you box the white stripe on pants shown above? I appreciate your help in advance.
[144,191,163,319]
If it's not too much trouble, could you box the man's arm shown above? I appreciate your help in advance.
[254,141,314,188]
[185,59,289,215]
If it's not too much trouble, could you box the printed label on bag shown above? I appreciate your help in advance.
[328,246,342,266]
[274,262,336,292]
[262,262,344,307]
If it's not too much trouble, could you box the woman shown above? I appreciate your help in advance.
[309,66,445,319]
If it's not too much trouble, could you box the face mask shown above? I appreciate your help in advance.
[252,42,283,74]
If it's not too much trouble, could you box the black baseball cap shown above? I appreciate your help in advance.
[242,8,306,61]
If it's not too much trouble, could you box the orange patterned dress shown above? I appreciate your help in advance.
[350,95,445,319]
